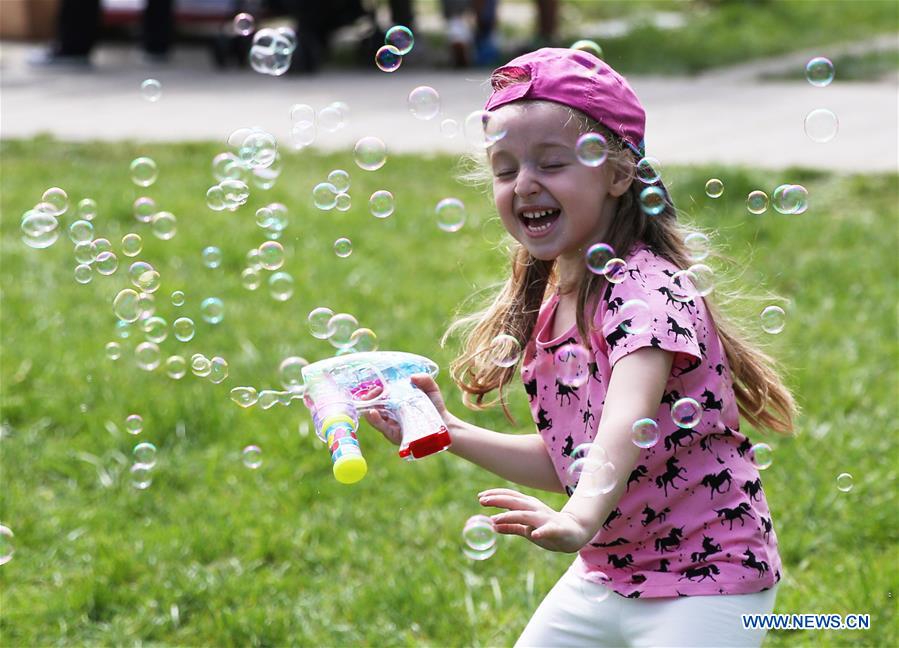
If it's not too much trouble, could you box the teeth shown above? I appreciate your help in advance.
[526,220,554,232]
[520,209,556,219]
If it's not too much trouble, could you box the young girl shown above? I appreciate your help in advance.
[365,48,796,647]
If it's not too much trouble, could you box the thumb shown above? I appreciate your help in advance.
[410,374,448,415]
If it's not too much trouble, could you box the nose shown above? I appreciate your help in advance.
[514,165,541,199]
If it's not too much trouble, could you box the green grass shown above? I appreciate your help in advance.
[1,138,897,646]
[558,0,899,75]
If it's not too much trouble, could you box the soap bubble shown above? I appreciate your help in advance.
[130,464,153,489]
[209,356,229,384]
[279,356,309,391]
[242,445,263,469]
[74,264,92,284]
[77,198,98,220]
[133,442,157,468]
[464,109,508,148]
[231,387,258,408]
[202,246,222,269]
[232,12,255,36]
[90,238,112,259]
[804,108,839,143]
[684,232,710,261]
[631,418,660,448]
[408,86,440,120]
[95,251,118,275]
[151,211,177,240]
[249,28,292,76]
[749,443,773,470]
[201,297,225,324]
[488,333,522,367]
[290,120,316,149]
[313,182,338,210]
[252,153,282,190]
[555,343,591,387]
[567,443,615,496]
[335,193,351,211]
[173,317,195,342]
[125,414,143,435]
[603,258,628,284]
[41,187,68,215]
[369,190,395,218]
[113,289,142,322]
[805,56,834,87]
[129,262,160,293]
[121,233,143,257]
[440,118,460,138]
[570,39,604,60]
[135,342,161,371]
[353,136,387,171]
[350,328,378,352]
[435,198,466,232]
[836,472,853,492]
[130,157,158,187]
[327,169,350,193]
[165,355,187,379]
[575,132,608,167]
[68,219,93,244]
[619,299,651,334]
[170,290,185,306]
[241,268,261,290]
[334,238,353,258]
[636,157,662,184]
[191,354,212,377]
[318,103,346,132]
[746,191,768,215]
[639,186,666,215]
[385,25,414,55]
[20,210,59,248]
[206,185,226,211]
[137,292,156,319]
[375,44,402,72]
[133,196,157,223]
[142,316,167,343]
[269,272,294,301]
[462,515,497,560]
[327,313,358,349]
[74,242,94,264]
[760,305,785,334]
[258,241,284,270]
[0,526,13,565]
[140,78,162,102]
[308,307,336,339]
[705,178,724,198]
[772,184,809,215]
[586,243,615,274]
[671,397,702,429]
[105,341,122,360]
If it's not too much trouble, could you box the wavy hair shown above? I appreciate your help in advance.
[443,100,797,435]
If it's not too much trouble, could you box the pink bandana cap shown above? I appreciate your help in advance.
[484,48,646,158]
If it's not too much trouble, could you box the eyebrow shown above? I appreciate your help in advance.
[489,141,571,159]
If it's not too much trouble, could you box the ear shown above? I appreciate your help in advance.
[607,160,634,198]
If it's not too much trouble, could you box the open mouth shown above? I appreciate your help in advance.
[518,208,561,234]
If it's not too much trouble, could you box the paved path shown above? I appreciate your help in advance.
[1,40,896,172]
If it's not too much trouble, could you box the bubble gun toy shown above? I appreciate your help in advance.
[301,351,451,484]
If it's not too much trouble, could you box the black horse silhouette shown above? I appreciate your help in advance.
[608,553,634,569]
[607,296,624,315]
[701,468,733,499]
[605,326,630,349]
[582,408,596,433]
[650,335,662,348]
[627,465,648,491]
[536,406,552,432]
[641,504,670,527]
[715,502,754,530]
[602,507,622,529]
[626,266,643,280]
[679,564,720,582]
[555,380,580,406]
[664,427,701,451]
[588,361,602,383]
[654,527,684,553]
[524,378,538,401]
[690,535,722,562]
[715,363,725,375]
[630,574,647,584]
[700,426,737,453]
[591,537,629,548]
[701,388,723,411]
[666,315,694,343]
[545,336,578,355]
[742,548,770,577]
[625,591,642,599]
[660,389,682,408]
[736,438,752,457]
[655,456,688,496]
[561,434,574,457]
[656,559,671,572]
[657,286,693,311]
[741,478,762,502]
[759,516,773,542]
[673,355,703,377]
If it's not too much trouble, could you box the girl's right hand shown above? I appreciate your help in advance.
[362,374,453,446]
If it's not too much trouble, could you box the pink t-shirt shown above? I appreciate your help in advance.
[520,245,782,598]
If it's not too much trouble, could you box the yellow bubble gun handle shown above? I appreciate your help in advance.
[322,412,368,484]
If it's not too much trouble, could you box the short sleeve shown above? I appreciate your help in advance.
[593,253,702,369]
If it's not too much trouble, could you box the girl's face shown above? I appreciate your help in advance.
[488,102,630,272]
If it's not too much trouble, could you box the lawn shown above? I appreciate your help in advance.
[0,138,897,646]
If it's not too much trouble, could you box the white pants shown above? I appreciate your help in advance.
[516,564,777,647]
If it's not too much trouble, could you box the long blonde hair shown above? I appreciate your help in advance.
[443,102,797,435]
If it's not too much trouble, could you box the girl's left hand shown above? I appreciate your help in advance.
[478,488,593,554]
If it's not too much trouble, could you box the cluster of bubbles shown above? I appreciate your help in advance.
[746,183,809,216]
[462,514,497,560]
[804,57,839,143]
[375,25,415,72]
[249,26,297,76]
[568,443,616,497]
[585,242,628,283]
[635,157,667,216]
[21,187,67,249]
[290,101,349,150]
[123,414,159,489]
[240,239,294,300]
